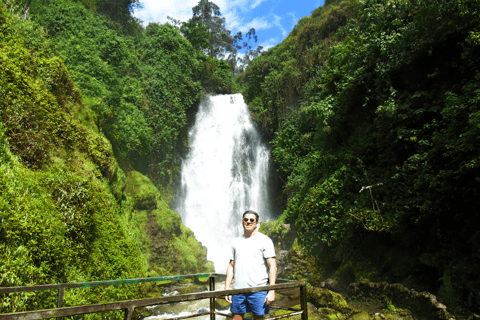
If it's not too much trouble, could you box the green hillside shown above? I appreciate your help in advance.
[243,0,480,313]
[0,0,226,316]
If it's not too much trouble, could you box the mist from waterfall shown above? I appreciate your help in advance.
[175,94,274,272]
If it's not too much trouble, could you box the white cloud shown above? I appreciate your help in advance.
[259,37,278,52]
[272,14,287,37]
[251,0,268,9]
[223,10,242,31]
[133,0,285,50]
[133,0,199,25]
[244,17,270,30]
[134,0,273,31]
[287,11,297,26]
[133,0,249,26]
[223,6,270,34]
[225,0,250,11]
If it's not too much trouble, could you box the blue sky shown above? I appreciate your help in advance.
[133,0,325,54]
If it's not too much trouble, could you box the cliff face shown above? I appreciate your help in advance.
[0,2,213,315]
[260,221,458,320]
[247,0,480,313]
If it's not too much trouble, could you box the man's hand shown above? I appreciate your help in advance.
[225,294,232,304]
[265,290,275,305]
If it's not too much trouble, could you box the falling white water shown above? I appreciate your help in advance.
[175,94,273,271]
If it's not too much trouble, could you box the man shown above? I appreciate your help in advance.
[224,210,277,320]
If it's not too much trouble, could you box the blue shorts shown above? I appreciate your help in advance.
[231,291,269,316]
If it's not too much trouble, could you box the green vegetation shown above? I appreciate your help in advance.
[0,0,224,315]
[243,0,480,313]
[26,0,235,188]
[3,0,480,315]
[168,0,262,76]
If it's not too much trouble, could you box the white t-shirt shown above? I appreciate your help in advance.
[230,232,276,289]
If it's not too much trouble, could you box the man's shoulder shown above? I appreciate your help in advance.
[257,232,276,257]
[233,232,273,244]
[256,232,273,241]
[232,234,246,245]
[254,232,275,248]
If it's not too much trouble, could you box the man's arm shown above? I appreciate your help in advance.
[224,259,235,303]
[265,257,277,305]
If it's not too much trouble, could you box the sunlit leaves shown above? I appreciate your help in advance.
[245,0,480,306]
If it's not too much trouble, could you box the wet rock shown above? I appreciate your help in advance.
[177,284,206,294]
[321,278,341,292]
[347,282,455,320]
[307,286,352,313]
[274,292,300,309]
[352,311,371,320]
[215,298,230,310]
[276,250,289,276]
[272,303,325,320]
[281,246,323,284]
[317,307,344,320]
[378,307,414,320]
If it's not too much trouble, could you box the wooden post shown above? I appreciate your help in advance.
[209,275,216,320]
[124,306,134,320]
[57,287,64,320]
[300,282,308,320]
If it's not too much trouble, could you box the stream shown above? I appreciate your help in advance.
[143,282,228,320]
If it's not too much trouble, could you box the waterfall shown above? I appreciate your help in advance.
[175,94,274,271]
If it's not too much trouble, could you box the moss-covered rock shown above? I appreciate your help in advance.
[348,282,454,320]
[272,303,327,320]
[274,292,300,309]
[317,307,345,320]
[125,170,158,210]
[307,286,352,313]
[215,298,231,310]
[352,311,371,320]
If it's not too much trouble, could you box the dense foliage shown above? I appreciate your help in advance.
[27,0,234,188]
[1,0,219,316]
[168,0,262,77]
[242,0,480,312]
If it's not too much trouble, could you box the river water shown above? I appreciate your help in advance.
[143,282,228,320]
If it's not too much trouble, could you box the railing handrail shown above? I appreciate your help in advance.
[0,274,308,320]
[0,273,219,294]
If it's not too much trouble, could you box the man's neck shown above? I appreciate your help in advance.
[243,228,258,238]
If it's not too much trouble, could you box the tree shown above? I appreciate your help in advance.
[225,31,243,76]
[238,45,263,73]
[168,0,263,74]
[226,28,262,76]
[239,28,261,74]
[190,0,232,59]
[100,0,140,28]
[180,20,211,51]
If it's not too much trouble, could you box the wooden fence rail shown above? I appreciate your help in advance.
[0,274,307,320]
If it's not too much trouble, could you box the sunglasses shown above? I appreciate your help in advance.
[243,218,256,223]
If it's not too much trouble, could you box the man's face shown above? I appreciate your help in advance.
[243,213,258,233]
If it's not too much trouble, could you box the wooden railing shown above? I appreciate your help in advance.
[0,273,308,320]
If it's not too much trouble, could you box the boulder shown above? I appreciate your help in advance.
[348,282,455,320]
[307,286,352,313]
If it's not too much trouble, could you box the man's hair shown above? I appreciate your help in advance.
[243,210,259,222]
